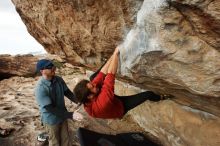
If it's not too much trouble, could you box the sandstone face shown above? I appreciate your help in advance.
[170,0,220,49]
[115,81,220,146]
[11,0,220,116]
[11,0,142,66]
[0,54,38,80]
[118,0,220,117]
[11,0,220,145]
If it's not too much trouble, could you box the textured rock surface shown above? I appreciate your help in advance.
[115,81,220,146]
[10,0,220,145]
[133,101,220,146]
[11,0,220,116]
[0,54,38,80]
[118,0,220,117]
[11,0,142,66]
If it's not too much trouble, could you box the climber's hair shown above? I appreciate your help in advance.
[74,79,91,104]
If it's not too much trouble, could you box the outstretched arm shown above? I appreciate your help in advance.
[64,89,78,104]
[92,47,119,80]
[100,55,113,74]
[107,47,120,75]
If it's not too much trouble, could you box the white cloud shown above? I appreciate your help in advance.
[0,0,46,55]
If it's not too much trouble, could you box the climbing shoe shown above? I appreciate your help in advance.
[160,94,174,100]
[37,132,49,142]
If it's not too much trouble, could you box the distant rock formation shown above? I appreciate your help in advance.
[0,54,37,80]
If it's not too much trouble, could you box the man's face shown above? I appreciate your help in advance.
[86,82,99,95]
[40,66,56,79]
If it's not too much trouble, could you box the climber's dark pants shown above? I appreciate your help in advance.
[115,91,161,114]
[90,62,161,115]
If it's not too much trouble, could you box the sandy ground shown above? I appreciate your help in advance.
[0,64,161,146]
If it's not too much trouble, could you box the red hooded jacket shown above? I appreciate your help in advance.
[84,72,124,119]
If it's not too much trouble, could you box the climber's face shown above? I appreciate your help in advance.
[87,82,99,95]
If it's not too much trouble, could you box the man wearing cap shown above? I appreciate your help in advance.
[35,59,83,146]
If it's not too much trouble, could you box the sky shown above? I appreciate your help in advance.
[0,0,46,55]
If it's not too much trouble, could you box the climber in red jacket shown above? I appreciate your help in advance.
[74,47,165,119]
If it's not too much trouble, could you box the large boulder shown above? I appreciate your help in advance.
[11,0,220,116]
[115,80,220,146]
[11,0,220,145]
[11,0,142,66]
[118,0,220,117]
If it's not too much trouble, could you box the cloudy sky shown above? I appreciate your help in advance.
[0,0,46,55]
